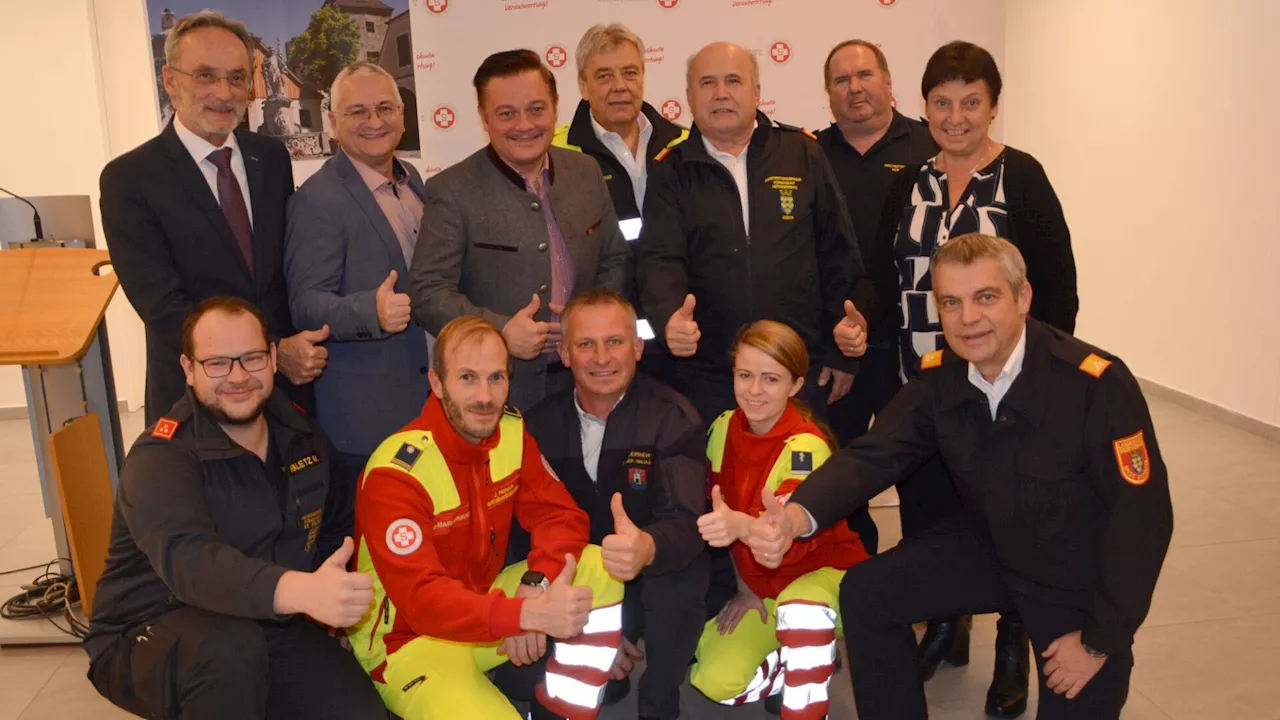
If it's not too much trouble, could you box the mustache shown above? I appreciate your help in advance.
[464,402,499,415]
[204,101,243,113]
[217,380,261,394]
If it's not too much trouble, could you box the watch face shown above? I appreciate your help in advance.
[521,571,546,586]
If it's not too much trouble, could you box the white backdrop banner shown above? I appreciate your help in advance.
[406,0,1005,178]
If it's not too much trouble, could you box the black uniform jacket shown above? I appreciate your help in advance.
[636,111,875,376]
[85,388,348,659]
[790,319,1174,656]
[519,374,707,577]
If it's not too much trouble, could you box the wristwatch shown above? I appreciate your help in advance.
[520,570,549,590]
[1083,643,1108,659]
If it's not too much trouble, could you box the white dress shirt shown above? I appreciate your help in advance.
[591,111,653,212]
[574,391,625,483]
[967,325,1027,420]
[701,121,756,233]
[173,116,254,227]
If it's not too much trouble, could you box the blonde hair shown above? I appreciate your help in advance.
[575,24,645,80]
[732,320,835,450]
[433,316,510,375]
[932,233,1028,296]
[330,62,400,113]
[164,10,253,69]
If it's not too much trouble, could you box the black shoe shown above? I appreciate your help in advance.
[985,615,1030,718]
[918,616,972,681]
[602,676,631,707]
[763,692,783,715]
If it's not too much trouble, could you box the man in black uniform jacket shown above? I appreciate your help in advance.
[745,234,1173,720]
[84,297,385,720]
[101,11,329,424]
[515,288,708,720]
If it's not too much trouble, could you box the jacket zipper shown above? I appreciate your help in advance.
[694,155,755,317]
[368,596,389,651]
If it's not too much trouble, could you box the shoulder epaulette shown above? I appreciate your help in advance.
[151,417,180,441]
[291,401,308,415]
[920,350,945,370]
[502,405,523,418]
[774,121,818,141]
[1078,353,1112,378]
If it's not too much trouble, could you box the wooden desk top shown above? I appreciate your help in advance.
[0,249,119,365]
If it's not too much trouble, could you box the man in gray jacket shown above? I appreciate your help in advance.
[284,62,432,496]
[411,49,629,412]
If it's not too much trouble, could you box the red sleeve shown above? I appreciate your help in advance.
[513,432,591,581]
[356,466,525,643]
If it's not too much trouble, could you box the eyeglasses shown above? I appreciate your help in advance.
[169,66,250,89]
[194,350,270,378]
[342,103,404,122]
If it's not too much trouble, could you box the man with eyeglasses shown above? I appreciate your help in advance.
[285,61,432,519]
[102,10,330,427]
[86,296,387,720]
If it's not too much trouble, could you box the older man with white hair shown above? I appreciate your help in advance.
[284,61,432,508]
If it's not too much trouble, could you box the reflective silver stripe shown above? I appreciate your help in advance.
[581,602,623,635]
[783,680,830,710]
[776,602,837,631]
[784,640,836,671]
[543,672,605,709]
[554,641,617,672]
[619,217,643,241]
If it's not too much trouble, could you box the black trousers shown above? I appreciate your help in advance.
[493,554,710,719]
[87,607,387,720]
[840,521,1133,720]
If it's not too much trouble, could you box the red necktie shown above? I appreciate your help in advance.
[207,147,254,276]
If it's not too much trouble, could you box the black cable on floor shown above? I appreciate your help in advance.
[0,559,88,639]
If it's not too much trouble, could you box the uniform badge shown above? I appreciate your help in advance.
[791,450,813,474]
[391,443,421,471]
[780,193,795,218]
[1079,353,1112,378]
[288,454,321,475]
[921,350,944,370]
[151,417,179,440]
[1112,430,1151,486]
[628,466,648,489]
[386,518,424,555]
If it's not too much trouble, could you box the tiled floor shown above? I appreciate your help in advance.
[1,396,1278,719]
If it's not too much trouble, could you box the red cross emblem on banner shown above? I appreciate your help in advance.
[660,99,682,120]
[770,41,792,64]
[545,46,568,68]
[879,0,897,6]
[426,0,448,13]
[432,105,455,129]
[657,0,679,7]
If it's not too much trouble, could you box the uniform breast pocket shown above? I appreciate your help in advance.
[1013,444,1089,534]
[473,241,520,253]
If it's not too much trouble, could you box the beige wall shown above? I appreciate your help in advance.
[0,0,157,413]
[1003,0,1280,426]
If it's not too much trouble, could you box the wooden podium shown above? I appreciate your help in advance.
[0,247,125,645]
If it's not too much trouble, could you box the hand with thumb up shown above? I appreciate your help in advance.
[502,293,554,360]
[833,299,868,358]
[375,269,412,334]
[519,553,594,639]
[601,493,656,581]
[665,293,700,358]
[697,485,752,548]
[274,537,374,629]
[745,486,803,569]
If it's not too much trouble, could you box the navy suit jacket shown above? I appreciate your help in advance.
[284,150,431,456]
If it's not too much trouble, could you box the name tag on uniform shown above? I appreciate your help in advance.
[288,454,321,474]
[619,217,643,241]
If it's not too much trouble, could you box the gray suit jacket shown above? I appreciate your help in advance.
[284,150,431,456]
[410,146,629,412]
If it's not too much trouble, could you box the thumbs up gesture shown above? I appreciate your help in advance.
[304,537,374,628]
[697,485,752,548]
[601,493,657,581]
[277,324,330,385]
[375,270,412,334]
[666,294,700,358]
[833,299,868,358]
[503,293,557,360]
[745,486,798,569]
[520,553,594,638]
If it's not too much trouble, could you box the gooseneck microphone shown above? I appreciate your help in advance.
[0,185,45,240]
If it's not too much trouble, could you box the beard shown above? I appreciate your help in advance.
[439,389,501,442]
[196,383,269,426]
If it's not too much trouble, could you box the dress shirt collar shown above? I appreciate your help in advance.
[174,115,241,166]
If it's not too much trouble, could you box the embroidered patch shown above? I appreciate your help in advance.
[1112,430,1151,486]
[301,509,323,552]
[921,350,944,370]
[390,443,421,472]
[288,454,321,474]
[151,417,179,440]
[386,518,424,555]
[628,466,649,489]
[1079,353,1112,378]
[790,450,813,474]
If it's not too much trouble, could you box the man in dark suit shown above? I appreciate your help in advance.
[102,10,329,424]
[285,61,432,510]
[411,49,629,413]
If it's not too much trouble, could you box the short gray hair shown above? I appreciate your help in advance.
[164,10,253,69]
[575,24,645,81]
[685,43,760,90]
[931,233,1028,296]
[330,62,399,112]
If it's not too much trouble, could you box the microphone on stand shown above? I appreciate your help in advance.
[0,185,45,240]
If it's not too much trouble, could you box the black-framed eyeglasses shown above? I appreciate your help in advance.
[169,66,251,89]
[194,350,270,378]
[342,103,404,122]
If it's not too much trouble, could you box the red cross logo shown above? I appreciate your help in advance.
[879,0,897,5]
[769,41,792,64]
[660,99,682,121]
[545,45,568,68]
[426,0,448,13]
[657,0,679,7]
[432,105,455,129]
[386,519,423,555]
